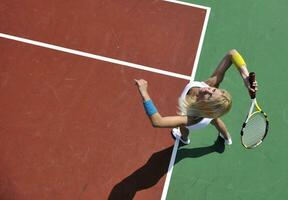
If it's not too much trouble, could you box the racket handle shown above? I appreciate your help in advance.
[249,72,256,99]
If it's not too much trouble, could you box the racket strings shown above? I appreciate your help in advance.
[242,112,267,147]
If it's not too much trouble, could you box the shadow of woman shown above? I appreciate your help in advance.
[108,136,225,200]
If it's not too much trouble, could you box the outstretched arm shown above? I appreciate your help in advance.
[134,79,188,128]
[204,50,233,88]
[205,49,257,94]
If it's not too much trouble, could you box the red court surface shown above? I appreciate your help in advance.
[0,0,206,75]
[0,1,207,199]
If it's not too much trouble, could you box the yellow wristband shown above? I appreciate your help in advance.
[231,52,246,69]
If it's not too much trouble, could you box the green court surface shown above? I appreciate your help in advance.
[167,0,288,199]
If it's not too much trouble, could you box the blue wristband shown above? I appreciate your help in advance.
[143,100,158,116]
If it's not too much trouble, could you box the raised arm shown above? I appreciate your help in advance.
[205,49,256,93]
[134,79,189,128]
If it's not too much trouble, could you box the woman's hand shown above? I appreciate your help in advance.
[134,79,150,101]
[135,79,148,93]
[243,76,258,96]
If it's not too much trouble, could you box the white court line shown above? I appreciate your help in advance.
[0,33,191,81]
[190,4,210,81]
[164,0,211,81]
[160,1,210,200]
[164,0,210,10]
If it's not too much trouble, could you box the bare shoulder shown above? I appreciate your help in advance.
[203,77,219,88]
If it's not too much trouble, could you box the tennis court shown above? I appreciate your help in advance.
[1,0,287,200]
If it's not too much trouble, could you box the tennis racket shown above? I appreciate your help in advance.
[240,72,269,149]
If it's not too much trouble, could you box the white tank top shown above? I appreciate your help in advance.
[180,81,213,130]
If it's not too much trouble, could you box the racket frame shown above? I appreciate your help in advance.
[241,99,269,149]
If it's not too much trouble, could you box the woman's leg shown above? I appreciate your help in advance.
[211,118,232,144]
[179,125,189,141]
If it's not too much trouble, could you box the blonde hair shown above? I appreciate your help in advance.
[178,89,232,118]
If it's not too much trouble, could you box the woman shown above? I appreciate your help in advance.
[135,49,257,145]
